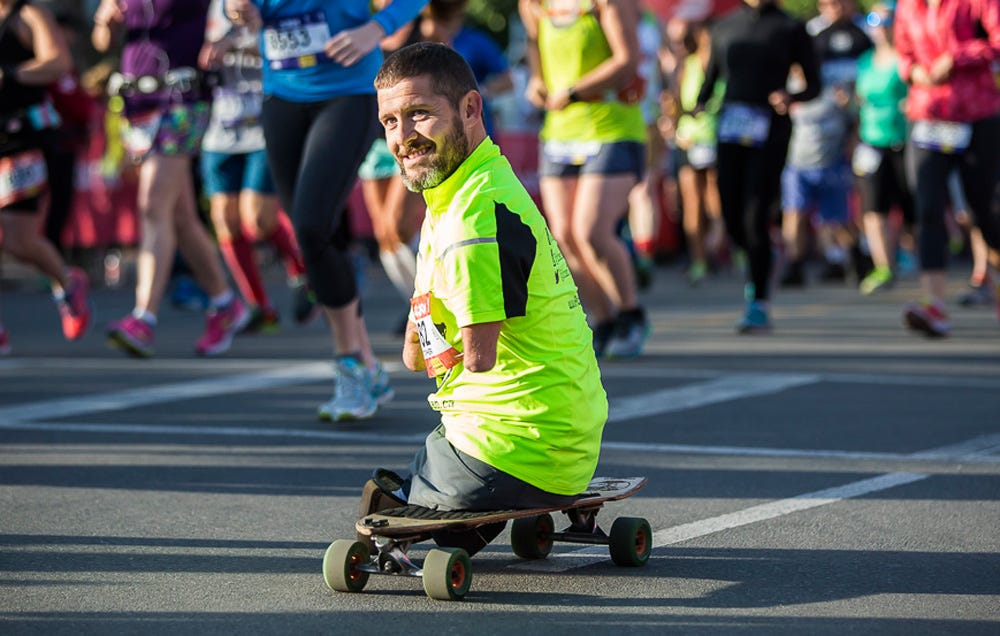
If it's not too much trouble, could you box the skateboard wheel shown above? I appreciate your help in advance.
[323,539,370,593]
[510,513,555,559]
[608,517,652,567]
[422,548,472,601]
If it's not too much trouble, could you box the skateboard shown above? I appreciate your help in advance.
[322,476,650,601]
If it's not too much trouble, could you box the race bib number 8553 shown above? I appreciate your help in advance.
[263,12,331,70]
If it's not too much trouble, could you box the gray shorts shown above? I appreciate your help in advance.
[406,424,580,512]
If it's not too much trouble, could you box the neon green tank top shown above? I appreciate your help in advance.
[675,54,723,147]
[416,138,608,495]
[538,1,646,143]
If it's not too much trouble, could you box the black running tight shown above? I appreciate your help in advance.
[715,114,792,302]
[261,93,379,308]
[906,115,1000,271]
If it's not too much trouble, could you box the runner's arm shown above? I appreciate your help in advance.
[460,321,502,373]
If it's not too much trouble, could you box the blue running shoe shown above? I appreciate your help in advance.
[737,301,772,334]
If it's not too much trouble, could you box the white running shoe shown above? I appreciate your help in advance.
[318,357,377,421]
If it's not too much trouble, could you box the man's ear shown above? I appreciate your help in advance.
[461,89,484,126]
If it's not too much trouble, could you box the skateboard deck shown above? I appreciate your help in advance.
[357,476,647,538]
[324,476,651,600]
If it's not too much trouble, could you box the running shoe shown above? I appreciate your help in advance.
[591,320,616,358]
[0,325,11,356]
[195,298,250,356]
[859,266,894,296]
[242,306,281,334]
[687,261,708,287]
[957,282,994,307]
[605,308,651,358]
[369,360,395,405]
[737,301,772,334]
[903,301,951,338]
[291,279,319,325]
[107,315,155,358]
[57,267,92,341]
[318,357,377,422]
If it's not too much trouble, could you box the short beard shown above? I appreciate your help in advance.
[399,119,469,192]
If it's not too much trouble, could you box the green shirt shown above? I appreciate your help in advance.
[676,54,724,148]
[855,50,909,148]
[415,138,608,496]
[537,2,646,144]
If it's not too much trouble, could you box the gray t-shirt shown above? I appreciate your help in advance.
[786,94,852,169]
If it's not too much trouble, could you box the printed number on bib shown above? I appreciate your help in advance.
[0,149,47,208]
[851,143,883,176]
[411,293,462,378]
[910,120,972,154]
[717,104,771,147]
[543,140,601,166]
[263,12,331,70]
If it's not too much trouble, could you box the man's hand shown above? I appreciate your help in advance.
[402,319,426,373]
[94,0,124,27]
[524,76,548,110]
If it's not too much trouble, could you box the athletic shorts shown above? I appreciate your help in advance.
[357,137,399,181]
[781,161,853,223]
[122,102,210,161]
[855,145,913,221]
[200,148,275,196]
[539,140,645,180]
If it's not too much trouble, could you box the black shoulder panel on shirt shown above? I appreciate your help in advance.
[494,202,535,318]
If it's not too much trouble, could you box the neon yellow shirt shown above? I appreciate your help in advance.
[415,138,608,495]
[537,1,646,144]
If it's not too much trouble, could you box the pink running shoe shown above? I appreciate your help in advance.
[195,298,249,356]
[107,315,155,358]
[903,301,951,338]
[0,325,11,356]
[58,267,92,341]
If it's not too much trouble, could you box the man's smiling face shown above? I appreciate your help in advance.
[377,75,469,192]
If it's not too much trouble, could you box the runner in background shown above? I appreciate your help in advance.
[225,0,427,420]
[668,17,725,287]
[94,0,250,358]
[696,0,821,333]
[895,0,1000,336]
[853,1,914,296]
[520,0,650,358]
[199,0,315,334]
[1,0,91,356]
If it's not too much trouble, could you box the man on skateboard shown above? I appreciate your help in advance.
[366,42,608,555]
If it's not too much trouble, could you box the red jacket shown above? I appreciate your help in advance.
[895,0,1000,122]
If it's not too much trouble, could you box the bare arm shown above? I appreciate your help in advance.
[91,0,125,53]
[460,321,502,373]
[1,5,71,87]
[402,319,426,373]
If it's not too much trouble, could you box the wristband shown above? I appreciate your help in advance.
[567,86,581,103]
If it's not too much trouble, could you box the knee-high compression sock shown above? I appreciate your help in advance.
[219,235,269,308]
[269,210,306,281]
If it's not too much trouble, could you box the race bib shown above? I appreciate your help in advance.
[687,143,717,170]
[214,86,262,129]
[910,120,972,154]
[122,110,162,159]
[0,148,47,208]
[822,58,859,86]
[411,293,462,378]
[263,12,331,70]
[851,143,883,176]
[543,139,601,166]
[717,104,771,147]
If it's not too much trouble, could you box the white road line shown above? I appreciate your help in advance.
[510,472,929,573]
[607,373,818,422]
[510,433,1000,573]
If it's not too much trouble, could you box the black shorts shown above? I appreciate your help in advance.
[855,144,914,224]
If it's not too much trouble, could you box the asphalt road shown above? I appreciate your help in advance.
[1,254,998,635]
